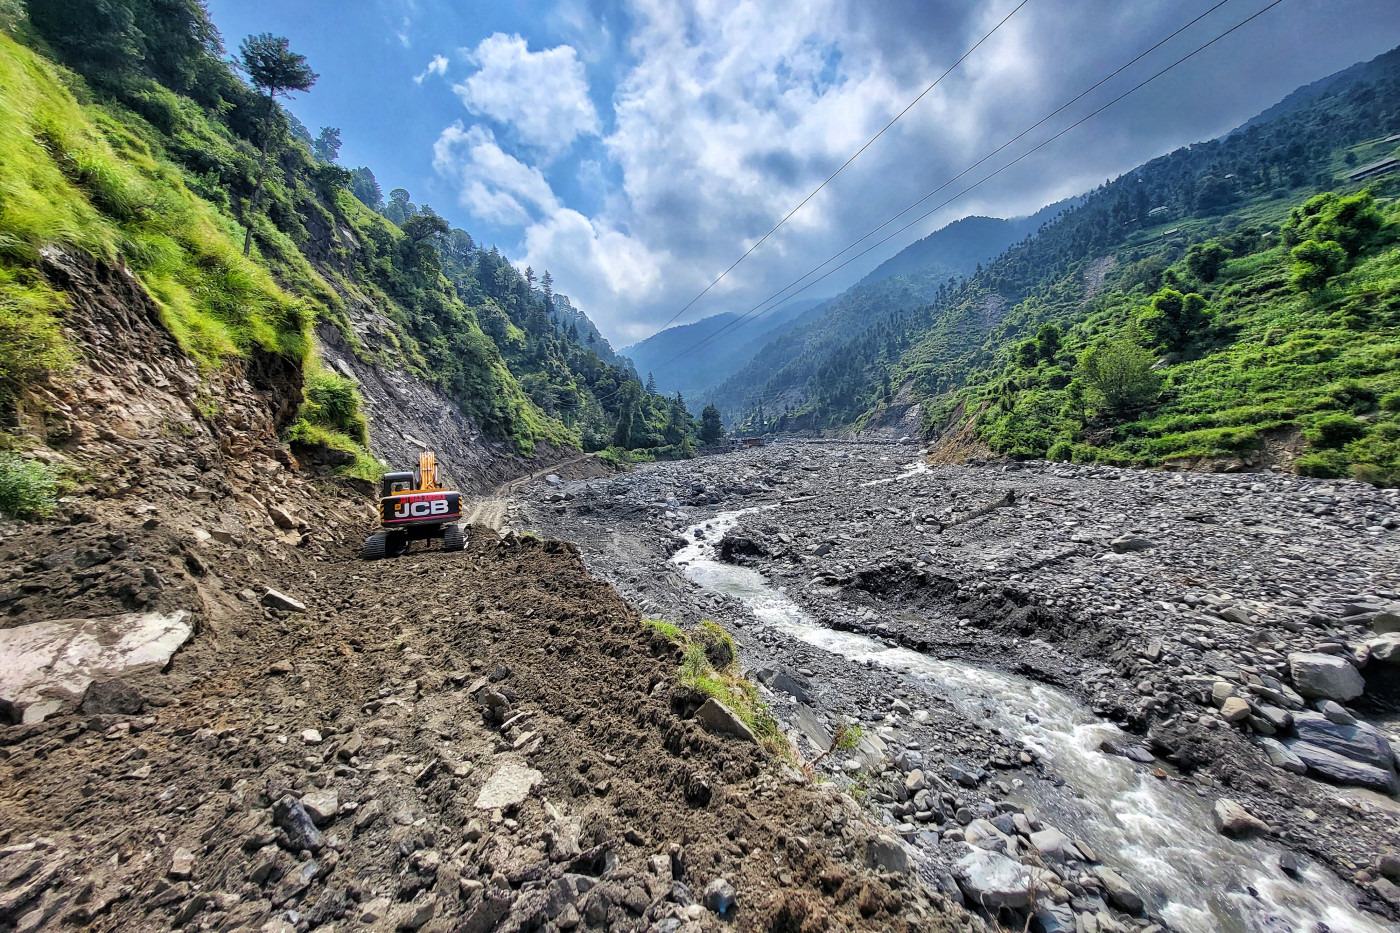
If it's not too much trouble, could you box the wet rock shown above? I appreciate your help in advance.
[1030,827,1074,859]
[1095,866,1144,915]
[692,698,757,744]
[474,763,543,809]
[261,589,307,613]
[1288,653,1363,702]
[79,678,144,715]
[1212,799,1268,837]
[272,795,325,852]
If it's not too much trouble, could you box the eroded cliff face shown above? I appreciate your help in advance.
[316,318,583,497]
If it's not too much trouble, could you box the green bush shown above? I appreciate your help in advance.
[0,452,58,518]
[1294,449,1350,478]
[1307,414,1368,448]
[1047,440,1073,462]
[301,368,368,444]
[1379,391,1400,413]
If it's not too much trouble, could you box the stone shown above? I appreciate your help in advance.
[953,848,1047,910]
[702,879,736,916]
[261,589,307,613]
[268,505,299,529]
[169,847,195,880]
[301,789,340,826]
[1257,737,1307,774]
[1315,700,1356,725]
[80,678,144,715]
[301,728,323,745]
[1212,799,1268,837]
[1094,866,1144,915]
[1291,711,1394,769]
[1110,536,1155,553]
[1378,853,1400,881]
[866,835,909,874]
[692,698,758,744]
[1367,634,1400,664]
[0,611,192,717]
[1030,827,1074,859]
[272,795,325,852]
[1219,697,1251,723]
[904,769,927,794]
[1286,741,1397,792]
[475,763,543,809]
[1288,653,1364,702]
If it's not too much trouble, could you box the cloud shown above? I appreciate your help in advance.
[453,33,600,159]
[433,123,559,224]
[413,54,449,85]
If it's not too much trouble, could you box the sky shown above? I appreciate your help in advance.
[203,0,1400,346]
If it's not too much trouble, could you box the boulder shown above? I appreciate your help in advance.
[1367,634,1400,665]
[1291,711,1393,769]
[1212,799,1269,837]
[301,789,340,827]
[693,698,758,744]
[1095,866,1144,915]
[953,849,1041,910]
[1110,536,1156,553]
[1288,653,1363,702]
[1286,741,1397,792]
[702,879,736,916]
[865,835,909,875]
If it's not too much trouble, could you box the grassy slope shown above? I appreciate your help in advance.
[949,176,1400,482]
[0,30,571,463]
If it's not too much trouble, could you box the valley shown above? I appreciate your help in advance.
[516,443,1400,930]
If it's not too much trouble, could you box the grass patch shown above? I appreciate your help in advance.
[0,451,58,518]
[646,618,786,757]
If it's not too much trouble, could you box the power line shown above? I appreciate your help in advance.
[669,0,1285,378]
[680,0,1238,361]
[646,0,1034,337]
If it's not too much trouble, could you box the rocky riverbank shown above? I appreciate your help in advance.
[515,441,1400,930]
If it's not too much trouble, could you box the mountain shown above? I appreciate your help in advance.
[620,295,825,398]
[699,207,1065,422]
[714,46,1400,482]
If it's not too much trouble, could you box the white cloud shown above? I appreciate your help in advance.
[433,123,560,220]
[453,33,600,160]
[413,54,449,85]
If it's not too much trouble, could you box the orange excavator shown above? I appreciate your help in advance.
[362,451,466,559]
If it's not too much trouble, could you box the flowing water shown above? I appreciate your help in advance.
[673,508,1388,933]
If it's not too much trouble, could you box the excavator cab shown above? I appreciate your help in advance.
[362,452,466,559]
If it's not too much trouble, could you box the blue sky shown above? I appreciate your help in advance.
[204,1,1400,344]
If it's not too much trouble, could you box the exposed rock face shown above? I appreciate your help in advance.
[692,698,758,744]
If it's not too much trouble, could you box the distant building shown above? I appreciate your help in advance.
[1147,205,1170,217]
[1348,157,1400,183]
[741,438,765,449]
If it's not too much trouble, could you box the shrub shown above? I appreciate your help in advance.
[697,619,736,670]
[1352,463,1398,487]
[1078,334,1162,416]
[1047,440,1073,462]
[0,452,58,518]
[1379,391,1400,413]
[1294,450,1350,478]
[301,368,368,444]
[1307,414,1368,448]
[1323,379,1378,414]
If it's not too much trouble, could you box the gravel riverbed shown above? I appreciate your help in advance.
[516,441,1400,931]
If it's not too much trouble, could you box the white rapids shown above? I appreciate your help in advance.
[674,509,1389,933]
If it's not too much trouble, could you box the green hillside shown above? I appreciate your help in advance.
[2,0,696,469]
[717,45,1400,482]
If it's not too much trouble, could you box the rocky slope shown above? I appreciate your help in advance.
[515,442,1400,930]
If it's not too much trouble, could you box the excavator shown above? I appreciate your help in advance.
[362,451,466,559]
